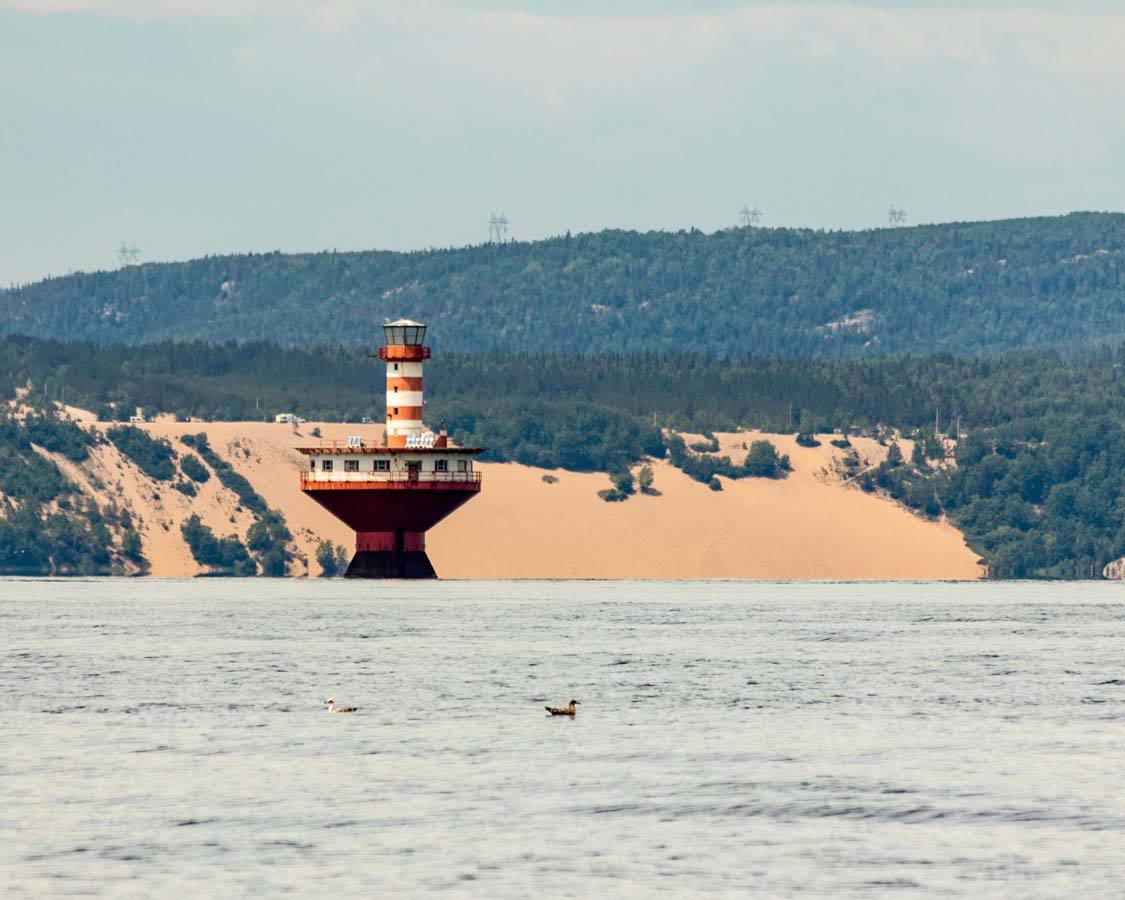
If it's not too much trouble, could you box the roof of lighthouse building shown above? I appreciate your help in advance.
[385,318,426,327]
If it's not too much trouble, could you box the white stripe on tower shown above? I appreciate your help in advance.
[386,391,424,407]
[386,358,425,436]
[391,362,424,378]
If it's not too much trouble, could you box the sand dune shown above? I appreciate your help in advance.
[434,432,978,580]
[108,420,982,580]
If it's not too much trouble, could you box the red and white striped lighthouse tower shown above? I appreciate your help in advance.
[297,319,483,578]
[382,319,428,446]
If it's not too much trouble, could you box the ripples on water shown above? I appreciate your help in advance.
[2,579,1124,898]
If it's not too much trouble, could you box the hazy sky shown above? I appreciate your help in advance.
[2,0,1123,284]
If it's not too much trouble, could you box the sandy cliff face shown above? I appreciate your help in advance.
[68,420,975,580]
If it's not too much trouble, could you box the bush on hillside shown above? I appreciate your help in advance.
[667,433,789,483]
[107,426,176,481]
[22,414,94,462]
[689,433,720,453]
[316,539,349,577]
[612,470,636,495]
[179,453,211,483]
[181,514,256,576]
[637,465,655,494]
[744,440,786,478]
[182,432,268,515]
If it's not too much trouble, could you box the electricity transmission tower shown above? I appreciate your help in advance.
[738,203,762,227]
[116,242,140,267]
[487,212,511,243]
[887,205,908,226]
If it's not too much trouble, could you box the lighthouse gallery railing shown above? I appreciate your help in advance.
[301,471,482,486]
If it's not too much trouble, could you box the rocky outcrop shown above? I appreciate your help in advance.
[1104,558,1125,580]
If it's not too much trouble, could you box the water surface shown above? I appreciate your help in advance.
[3,579,1124,897]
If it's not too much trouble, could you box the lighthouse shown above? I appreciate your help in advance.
[298,319,482,578]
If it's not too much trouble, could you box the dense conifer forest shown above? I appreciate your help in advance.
[6,337,1125,434]
[3,213,1124,358]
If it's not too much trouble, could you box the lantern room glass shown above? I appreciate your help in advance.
[384,323,427,346]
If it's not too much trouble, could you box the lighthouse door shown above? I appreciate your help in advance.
[406,461,421,482]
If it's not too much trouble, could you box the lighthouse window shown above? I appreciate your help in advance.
[435,459,448,472]
[393,363,399,372]
[393,407,399,415]
[344,460,359,472]
[375,459,390,472]
[309,459,315,472]
[322,459,333,472]
[457,459,467,473]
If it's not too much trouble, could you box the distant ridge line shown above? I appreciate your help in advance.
[3,212,1124,360]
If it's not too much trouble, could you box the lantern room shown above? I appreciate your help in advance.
[384,319,427,347]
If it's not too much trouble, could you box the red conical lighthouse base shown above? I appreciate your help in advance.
[299,468,482,579]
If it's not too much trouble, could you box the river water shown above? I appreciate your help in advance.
[2,580,1124,898]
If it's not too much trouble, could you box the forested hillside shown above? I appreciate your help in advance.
[3,213,1124,357]
[0,409,297,577]
[4,337,1124,436]
[0,411,143,575]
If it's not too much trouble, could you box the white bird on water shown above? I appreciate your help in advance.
[324,697,358,714]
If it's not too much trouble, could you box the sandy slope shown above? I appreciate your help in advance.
[117,420,981,580]
[434,432,977,579]
[40,424,262,577]
[140,420,361,576]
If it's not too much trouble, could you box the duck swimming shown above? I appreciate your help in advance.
[324,698,358,713]
[545,699,580,716]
